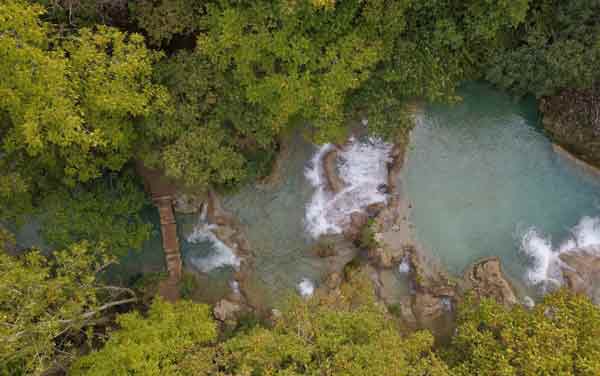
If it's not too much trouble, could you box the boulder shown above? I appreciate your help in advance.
[344,211,369,241]
[213,299,242,323]
[461,257,517,306]
[413,292,446,327]
[322,148,345,194]
[366,202,385,218]
[559,246,600,301]
[325,272,343,290]
[367,246,395,269]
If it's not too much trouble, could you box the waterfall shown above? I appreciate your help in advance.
[186,206,240,272]
[304,137,392,238]
[297,278,315,297]
[521,216,600,289]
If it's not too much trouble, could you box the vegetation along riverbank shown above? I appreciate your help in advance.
[1,0,600,374]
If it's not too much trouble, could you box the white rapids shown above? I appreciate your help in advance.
[186,207,240,272]
[304,137,392,239]
[520,216,600,289]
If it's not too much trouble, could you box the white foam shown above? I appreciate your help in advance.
[398,257,411,273]
[187,216,240,273]
[523,296,535,309]
[298,278,315,297]
[229,280,240,295]
[521,216,600,289]
[305,137,392,238]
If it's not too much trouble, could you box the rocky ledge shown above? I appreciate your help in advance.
[459,257,518,306]
[559,246,600,304]
[540,87,600,168]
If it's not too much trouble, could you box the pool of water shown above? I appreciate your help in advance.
[403,82,600,288]
[221,135,328,305]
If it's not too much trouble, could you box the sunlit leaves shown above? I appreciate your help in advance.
[70,298,218,375]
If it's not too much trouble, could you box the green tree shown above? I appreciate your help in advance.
[70,298,218,375]
[486,0,600,96]
[446,290,600,375]
[1,0,168,220]
[180,272,449,375]
[130,0,205,46]
[40,171,152,257]
[0,242,138,375]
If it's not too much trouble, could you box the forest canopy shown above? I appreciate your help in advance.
[1,0,600,374]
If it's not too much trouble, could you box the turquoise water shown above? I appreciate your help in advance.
[221,135,329,305]
[177,213,239,303]
[404,83,600,282]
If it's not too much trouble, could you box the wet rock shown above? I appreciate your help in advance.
[312,238,338,257]
[367,246,395,269]
[540,88,600,168]
[213,299,242,323]
[207,190,236,226]
[343,211,369,241]
[461,257,517,306]
[366,202,385,217]
[173,191,207,214]
[325,272,343,290]
[396,296,417,328]
[322,148,345,194]
[387,140,408,191]
[377,184,390,194]
[559,246,600,301]
[413,292,446,327]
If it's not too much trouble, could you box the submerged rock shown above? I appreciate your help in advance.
[461,257,518,307]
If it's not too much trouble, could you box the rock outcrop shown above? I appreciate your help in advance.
[213,299,244,325]
[460,257,518,307]
[540,87,600,168]
[559,246,600,303]
[322,147,345,194]
[343,211,369,242]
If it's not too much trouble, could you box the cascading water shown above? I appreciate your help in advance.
[305,137,392,238]
[403,82,600,294]
[521,216,600,289]
[297,278,315,297]
[182,205,240,273]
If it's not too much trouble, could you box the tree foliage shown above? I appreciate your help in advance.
[446,290,600,375]
[130,0,204,46]
[179,272,449,376]
[70,298,217,375]
[0,0,167,225]
[0,242,137,375]
[487,0,600,96]
[40,172,152,257]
